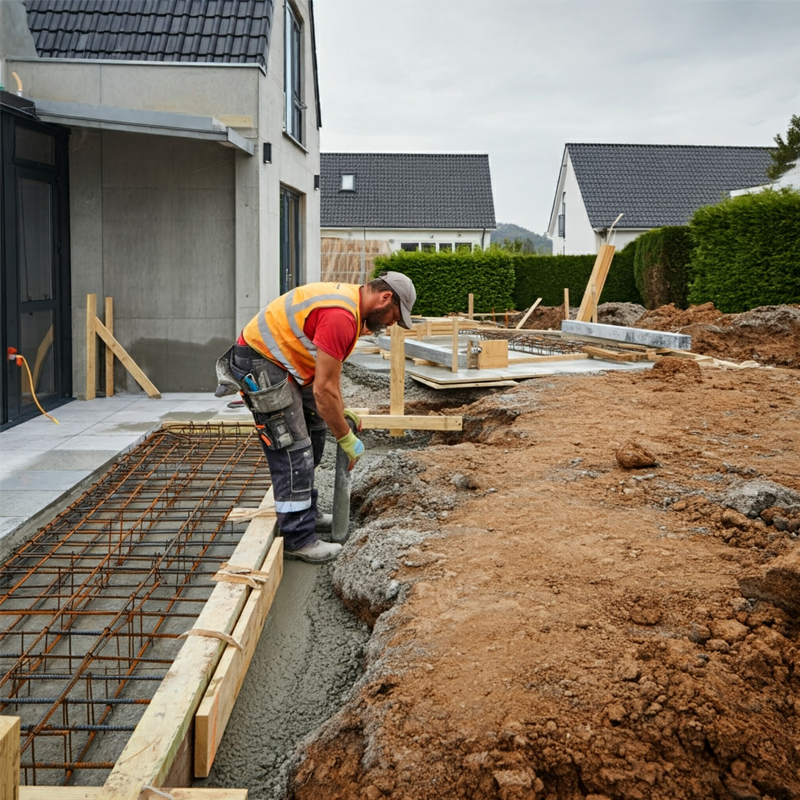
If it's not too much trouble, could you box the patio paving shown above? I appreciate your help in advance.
[0,392,251,545]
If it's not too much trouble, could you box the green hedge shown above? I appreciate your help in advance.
[688,189,800,312]
[513,239,642,309]
[633,226,693,309]
[372,249,516,316]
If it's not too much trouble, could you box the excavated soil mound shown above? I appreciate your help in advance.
[286,364,800,800]
[636,303,800,369]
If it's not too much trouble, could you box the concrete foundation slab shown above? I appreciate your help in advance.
[561,320,691,350]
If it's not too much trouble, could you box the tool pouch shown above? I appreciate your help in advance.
[241,374,293,415]
[214,346,244,398]
[254,411,294,450]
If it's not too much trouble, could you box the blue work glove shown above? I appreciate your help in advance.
[337,430,365,471]
[343,408,363,432]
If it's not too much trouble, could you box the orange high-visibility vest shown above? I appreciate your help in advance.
[242,283,362,385]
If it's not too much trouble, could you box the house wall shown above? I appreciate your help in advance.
[7,0,321,394]
[321,228,488,253]
[549,153,597,256]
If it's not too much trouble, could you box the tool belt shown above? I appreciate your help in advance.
[215,345,293,416]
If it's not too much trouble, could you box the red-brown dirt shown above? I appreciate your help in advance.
[286,311,800,800]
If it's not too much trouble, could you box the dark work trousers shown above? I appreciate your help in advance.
[231,344,327,551]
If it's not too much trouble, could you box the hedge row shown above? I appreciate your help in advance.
[634,226,693,310]
[687,189,800,312]
[372,249,516,317]
[513,239,641,310]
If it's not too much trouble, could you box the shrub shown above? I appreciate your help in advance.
[373,249,516,317]
[513,240,642,310]
[688,189,800,312]
[633,227,693,309]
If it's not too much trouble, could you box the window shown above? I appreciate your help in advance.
[400,243,418,252]
[340,174,355,191]
[455,242,472,252]
[280,187,303,293]
[284,2,304,143]
[421,243,436,252]
[438,243,453,252]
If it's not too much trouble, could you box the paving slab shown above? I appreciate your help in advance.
[561,320,692,349]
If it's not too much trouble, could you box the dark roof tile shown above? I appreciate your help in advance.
[321,153,496,229]
[566,143,773,229]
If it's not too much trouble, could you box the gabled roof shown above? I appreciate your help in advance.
[23,0,275,70]
[562,143,773,229]
[321,153,496,229]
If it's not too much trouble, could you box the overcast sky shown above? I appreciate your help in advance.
[313,0,800,235]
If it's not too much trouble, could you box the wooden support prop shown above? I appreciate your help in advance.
[564,288,570,321]
[86,294,97,400]
[451,318,459,373]
[20,790,248,799]
[1,716,20,800]
[389,323,405,437]
[591,284,598,324]
[577,245,615,322]
[514,297,542,331]
[468,293,474,320]
[194,537,283,777]
[94,320,161,399]
[95,491,277,800]
[583,345,643,363]
[360,414,462,431]
[105,297,114,397]
[477,339,508,369]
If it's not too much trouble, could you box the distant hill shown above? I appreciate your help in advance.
[491,223,552,254]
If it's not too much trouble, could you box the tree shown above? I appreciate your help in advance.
[767,114,800,180]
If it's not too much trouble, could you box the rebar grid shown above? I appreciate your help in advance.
[466,329,585,356]
[0,422,269,786]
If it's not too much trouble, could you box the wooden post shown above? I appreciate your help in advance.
[563,288,570,320]
[389,323,405,437]
[86,294,97,401]
[591,283,598,324]
[451,317,459,373]
[468,293,474,320]
[1,716,20,800]
[104,297,114,397]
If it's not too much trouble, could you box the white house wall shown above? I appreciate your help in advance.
[321,229,488,252]
[550,152,596,255]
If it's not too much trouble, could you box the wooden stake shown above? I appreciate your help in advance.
[468,293,474,320]
[104,297,114,397]
[514,297,542,331]
[564,288,570,320]
[1,716,20,800]
[389,323,405,437]
[95,320,161,399]
[591,283,598,324]
[86,294,97,400]
[577,245,614,322]
[451,317,459,373]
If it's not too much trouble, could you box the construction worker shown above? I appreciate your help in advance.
[215,272,417,564]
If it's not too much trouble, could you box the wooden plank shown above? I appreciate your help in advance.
[389,323,405,437]
[95,491,276,800]
[514,297,542,330]
[95,320,161,399]
[1,716,19,800]
[468,293,474,320]
[360,414,462,431]
[104,297,114,397]
[410,374,518,390]
[583,345,642,363]
[20,790,248,799]
[194,537,282,777]
[477,339,509,369]
[563,288,569,321]
[577,245,615,322]
[510,352,589,365]
[86,294,97,401]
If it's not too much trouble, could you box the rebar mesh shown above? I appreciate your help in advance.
[464,329,585,356]
[0,422,268,786]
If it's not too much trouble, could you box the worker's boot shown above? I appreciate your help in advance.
[315,508,333,532]
[284,539,342,564]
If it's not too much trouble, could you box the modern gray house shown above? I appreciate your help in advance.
[1,0,322,428]
[320,153,496,281]
[547,143,773,255]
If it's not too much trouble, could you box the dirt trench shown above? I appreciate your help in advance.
[281,356,800,800]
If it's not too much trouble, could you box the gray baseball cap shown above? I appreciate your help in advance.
[381,271,417,329]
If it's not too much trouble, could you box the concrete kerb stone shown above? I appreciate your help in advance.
[562,319,692,350]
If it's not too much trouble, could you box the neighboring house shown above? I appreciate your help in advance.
[0,0,321,427]
[319,153,496,282]
[547,143,773,255]
[731,163,800,196]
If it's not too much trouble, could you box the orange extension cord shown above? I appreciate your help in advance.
[8,351,60,425]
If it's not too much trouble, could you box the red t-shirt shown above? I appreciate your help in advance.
[238,307,357,364]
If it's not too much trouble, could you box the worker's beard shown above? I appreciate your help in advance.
[363,312,388,335]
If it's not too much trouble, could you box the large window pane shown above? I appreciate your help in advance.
[17,178,54,301]
[15,125,55,165]
[20,310,56,406]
